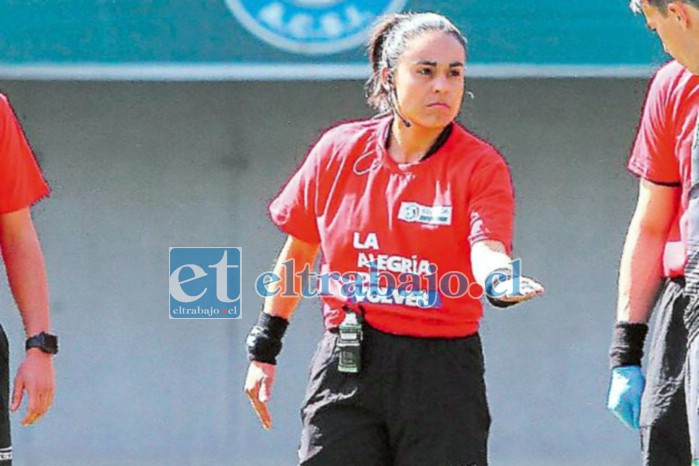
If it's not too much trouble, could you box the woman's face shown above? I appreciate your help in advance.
[390,31,466,129]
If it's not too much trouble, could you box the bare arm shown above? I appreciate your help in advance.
[616,179,679,323]
[245,235,320,430]
[262,235,321,319]
[0,208,50,335]
[470,240,512,286]
[0,207,55,426]
[471,239,544,304]
[606,180,677,429]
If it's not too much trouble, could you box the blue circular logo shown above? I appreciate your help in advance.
[226,0,408,55]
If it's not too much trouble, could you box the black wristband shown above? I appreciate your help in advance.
[246,313,289,365]
[486,295,518,308]
[609,321,648,369]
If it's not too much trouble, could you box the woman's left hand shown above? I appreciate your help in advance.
[490,275,545,304]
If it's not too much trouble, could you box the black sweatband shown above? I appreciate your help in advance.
[609,321,649,369]
[246,312,289,365]
[486,267,517,308]
[487,295,518,308]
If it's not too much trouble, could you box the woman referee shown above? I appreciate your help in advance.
[244,12,544,466]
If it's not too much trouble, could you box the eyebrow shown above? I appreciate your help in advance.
[412,60,464,67]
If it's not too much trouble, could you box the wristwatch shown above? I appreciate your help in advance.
[25,332,59,355]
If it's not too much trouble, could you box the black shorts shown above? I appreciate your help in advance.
[0,326,11,465]
[686,336,699,462]
[640,278,691,465]
[298,323,490,466]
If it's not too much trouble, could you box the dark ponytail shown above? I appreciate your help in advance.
[365,14,407,112]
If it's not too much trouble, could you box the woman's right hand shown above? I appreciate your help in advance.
[244,360,277,430]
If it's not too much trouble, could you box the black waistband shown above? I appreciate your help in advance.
[328,320,479,342]
[669,276,685,287]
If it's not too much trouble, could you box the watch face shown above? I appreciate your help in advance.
[43,334,58,350]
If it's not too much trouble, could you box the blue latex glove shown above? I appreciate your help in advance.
[607,365,645,429]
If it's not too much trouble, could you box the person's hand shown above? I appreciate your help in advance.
[491,275,545,304]
[607,365,645,429]
[11,349,55,426]
[244,361,276,430]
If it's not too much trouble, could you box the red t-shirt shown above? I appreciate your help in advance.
[0,94,49,214]
[270,116,515,337]
[627,60,699,277]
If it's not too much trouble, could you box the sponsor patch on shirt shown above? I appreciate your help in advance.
[398,202,452,226]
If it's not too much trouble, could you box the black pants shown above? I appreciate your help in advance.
[0,326,11,465]
[686,335,699,463]
[640,278,691,465]
[298,324,490,466]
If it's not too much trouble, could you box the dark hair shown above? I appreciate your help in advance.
[630,0,699,13]
[365,12,467,112]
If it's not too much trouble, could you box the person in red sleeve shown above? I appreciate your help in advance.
[606,58,698,464]
[244,12,543,466]
[607,2,699,465]
[0,94,57,465]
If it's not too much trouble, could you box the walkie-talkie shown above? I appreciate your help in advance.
[337,309,363,374]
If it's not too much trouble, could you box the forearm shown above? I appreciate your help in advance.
[262,235,320,320]
[616,220,665,323]
[0,211,50,337]
[471,240,512,286]
[246,235,319,366]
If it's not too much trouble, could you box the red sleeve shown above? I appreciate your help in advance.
[627,71,680,185]
[0,95,50,214]
[268,133,332,244]
[467,153,515,254]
